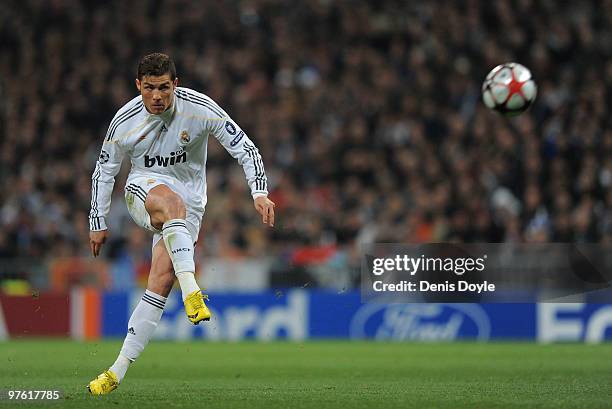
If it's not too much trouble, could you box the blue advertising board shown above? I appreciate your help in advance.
[100,290,612,343]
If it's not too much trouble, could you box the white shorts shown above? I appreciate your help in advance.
[124,174,203,249]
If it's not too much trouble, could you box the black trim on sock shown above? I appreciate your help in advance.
[142,293,165,307]
[162,221,187,231]
[142,295,165,310]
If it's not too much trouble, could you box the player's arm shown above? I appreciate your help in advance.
[210,116,275,227]
[89,136,125,257]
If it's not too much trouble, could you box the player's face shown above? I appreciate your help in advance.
[136,74,178,114]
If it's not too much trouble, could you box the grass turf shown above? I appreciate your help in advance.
[1,340,611,408]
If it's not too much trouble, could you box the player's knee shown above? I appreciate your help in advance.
[146,185,187,224]
[160,194,186,221]
[148,192,186,224]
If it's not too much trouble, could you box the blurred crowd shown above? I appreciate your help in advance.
[1,0,611,284]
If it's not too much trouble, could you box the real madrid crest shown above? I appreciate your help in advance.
[180,130,190,143]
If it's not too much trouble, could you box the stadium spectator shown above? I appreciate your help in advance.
[0,1,610,286]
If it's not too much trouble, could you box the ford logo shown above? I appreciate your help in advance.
[349,303,491,341]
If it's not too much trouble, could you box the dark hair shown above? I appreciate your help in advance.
[137,53,177,80]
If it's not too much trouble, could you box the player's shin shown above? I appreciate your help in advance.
[112,290,167,382]
[161,218,200,300]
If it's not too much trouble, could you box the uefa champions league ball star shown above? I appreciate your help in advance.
[482,62,537,116]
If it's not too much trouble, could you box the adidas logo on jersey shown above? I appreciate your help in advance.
[144,150,186,167]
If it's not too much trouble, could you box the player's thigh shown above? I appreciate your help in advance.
[147,239,175,297]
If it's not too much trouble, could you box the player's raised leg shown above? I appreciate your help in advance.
[146,184,210,324]
[88,240,175,395]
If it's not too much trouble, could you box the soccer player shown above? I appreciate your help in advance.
[87,53,274,395]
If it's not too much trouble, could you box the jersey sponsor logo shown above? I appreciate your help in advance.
[161,124,168,132]
[171,247,190,254]
[230,131,245,147]
[144,149,187,168]
[225,121,237,135]
[180,130,190,143]
[99,150,110,164]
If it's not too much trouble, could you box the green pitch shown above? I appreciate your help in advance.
[2,340,611,408]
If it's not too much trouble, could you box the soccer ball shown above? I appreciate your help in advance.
[482,63,537,116]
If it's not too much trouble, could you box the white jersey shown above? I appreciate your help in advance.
[89,87,268,231]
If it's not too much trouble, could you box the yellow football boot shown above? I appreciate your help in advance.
[87,370,119,395]
[184,290,211,324]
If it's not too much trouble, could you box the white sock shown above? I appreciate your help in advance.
[113,290,166,382]
[176,271,201,300]
[162,219,200,300]
[109,355,131,383]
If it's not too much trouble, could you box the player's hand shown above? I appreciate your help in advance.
[254,196,275,227]
[89,230,109,257]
